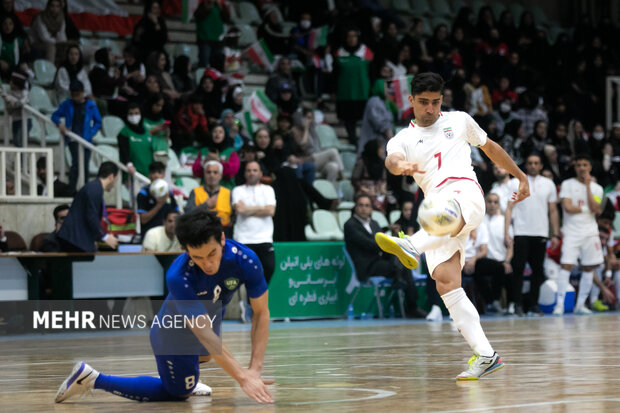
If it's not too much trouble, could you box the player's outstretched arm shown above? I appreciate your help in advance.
[248,291,270,375]
[480,139,529,203]
[385,153,425,176]
[189,322,274,403]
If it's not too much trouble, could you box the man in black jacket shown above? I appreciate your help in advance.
[344,193,425,317]
[58,162,119,252]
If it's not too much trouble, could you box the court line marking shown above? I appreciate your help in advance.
[431,398,620,413]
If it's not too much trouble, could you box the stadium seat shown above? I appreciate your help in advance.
[98,38,124,57]
[96,31,118,38]
[33,59,56,88]
[371,210,389,230]
[412,0,432,16]
[234,2,261,25]
[431,0,453,17]
[304,209,344,241]
[431,17,451,32]
[29,232,49,251]
[509,3,525,22]
[312,179,338,200]
[237,23,257,47]
[92,131,117,146]
[337,180,354,202]
[338,209,351,231]
[89,144,120,174]
[195,67,205,84]
[531,5,549,27]
[614,212,620,236]
[167,148,194,177]
[491,2,506,20]
[389,210,401,224]
[315,124,355,152]
[452,0,466,14]
[5,231,27,251]
[340,152,357,179]
[30,86,55,114]
[175,176,200,195]
[102,116,125,138]
[174,43,199,64]
[471,0,486,16]
[29,117,60,145]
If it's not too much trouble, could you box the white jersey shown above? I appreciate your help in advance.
[559,178,603,237]
[464,221,489,259]
[508,175,557,237]
[483,213,512,261]
[386,111,487,196]
[490,180,513,212]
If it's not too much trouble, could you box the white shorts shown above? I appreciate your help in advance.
[560,234,604,267]
[425,178,485,277]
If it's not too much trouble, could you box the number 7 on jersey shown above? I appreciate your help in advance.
[434,152,441,170]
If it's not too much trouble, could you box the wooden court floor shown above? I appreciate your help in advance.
[1,313,620,412]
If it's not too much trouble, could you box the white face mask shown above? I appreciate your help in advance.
[592,132,605,141]
[500,102,511,113]
[128,114,141,125]
[300,20,311,29]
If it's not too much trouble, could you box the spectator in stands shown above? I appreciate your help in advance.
[520,120,548,161]
[466,71,493,117]
[290,11,314,67]
[555,155,604,315]
[542,144,564,185]
[36,156,73,197]
[89,47,125,117]
[222,26,243,75]
[57,162,119,252]
[186,160,233,236]
[1,70,29,147]
[275,82,299,116]
[568,119,591,157]
[0,223,8,252]
[193,124,240,189]
[334,27,373,145]
[257,6,289,56]
[292,108,343,183]
[141,93,170,157]
[426,23,451,59]
[402,17,431,69]
[52,80,102,191]
[265,57,298,104]
[232,160,277,283]
[358,79,394,156]
[29,0,66,62]
[4,178,14,195]
[174,93,208,150]
[40,204,70,252]
[500,119,525,166]
[344,193,424,317]
[0,0,25,38]
[171,55,195,95]
[492,98,517,136]
[489,165,512,212]
[272,113,315,185]
[132,0,168,62]
[146,50,181,103]
[117,102,155,177]
[220,108,246,150]
[477,193,514,314]
[253,127,277,178]
[137,161,179,237]
[195,70,223,127]
[223,85,243,114]
[514,90,548,137]
[119,46,145,102]
[194,0,228,69]
[59,0,78,42]
[0,15,28,81]
[491,76,517,108]
[505,153,560,316]
[352,139,388,212]
[142,208,181,252]
[462,226,488,309]
[390,200,418,236]
[55,45,92,103]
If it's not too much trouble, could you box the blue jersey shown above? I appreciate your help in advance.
[150,239,267,355]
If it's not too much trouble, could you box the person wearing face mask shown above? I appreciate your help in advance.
[492,98,516,136]
[291,12,314,66]
[117,102,155,176]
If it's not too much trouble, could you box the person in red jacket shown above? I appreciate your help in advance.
[174,93,209,149]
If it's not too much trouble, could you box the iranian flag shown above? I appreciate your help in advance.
[249,90,277,123]
[308,26,328,50]
[182,0,199,23]
[392,76,412,111]
[245,39,275,71]
[236,111,254,136]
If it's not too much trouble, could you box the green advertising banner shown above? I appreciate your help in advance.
[268,242,355,319]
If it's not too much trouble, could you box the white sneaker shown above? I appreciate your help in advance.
[55,361,100,403]
[552,304,564,315]
[456,352,504,380]
[191,382,212,396]
[505,302,515,315]
[426,305,443,322]
[574,305,593,315]
[375,232,420,269]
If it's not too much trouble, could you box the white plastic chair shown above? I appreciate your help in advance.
[33,59,57,88]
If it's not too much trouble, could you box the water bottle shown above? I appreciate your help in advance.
[347,304,354,321]
[389,305,395,319]
[361,312,367,320]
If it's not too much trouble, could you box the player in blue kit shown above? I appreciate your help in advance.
[55,209,274,404]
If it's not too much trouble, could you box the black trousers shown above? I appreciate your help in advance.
[511,236,547,310]
[245,243,275,285]
[473,258,514,305]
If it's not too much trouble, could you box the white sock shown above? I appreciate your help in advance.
[441,288,494,357]
[556,268,571,308]
[410,230,450,254]
[589,284,600,304]
[576,271,594,308]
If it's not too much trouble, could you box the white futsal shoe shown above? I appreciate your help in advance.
[426,305,443,322]
[456,352,504,380]
[191,381,213,396]
[552,304,564,316]
[574,305,593,315]
[374,232,420,269]
[55,361,100,403]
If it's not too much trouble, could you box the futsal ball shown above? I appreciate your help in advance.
[150,179,169,198]
[417,195,462,236]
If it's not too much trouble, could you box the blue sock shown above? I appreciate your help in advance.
[94,374,185,402]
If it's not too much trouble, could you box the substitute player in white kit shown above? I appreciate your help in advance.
[375,73,530,380]
[554,154,604,315]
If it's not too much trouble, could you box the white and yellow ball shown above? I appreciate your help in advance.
[417,195,462,236]
[149,178,169,198]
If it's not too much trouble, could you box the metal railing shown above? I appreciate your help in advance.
[0,147,54,199]
[1,102,150,208]
[606,76,620,131]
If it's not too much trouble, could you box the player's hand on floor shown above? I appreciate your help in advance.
[241,375,274,404]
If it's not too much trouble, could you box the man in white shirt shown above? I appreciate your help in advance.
[555,155,604,315]
[490,165,512,212]
[504,153,560,316]
[142,209,181,252]
[476,193,514,314]
[375,72,529,380]
[232,161,277,284]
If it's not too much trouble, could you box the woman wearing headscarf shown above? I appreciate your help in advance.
[54,44,92,102]
[146,50,181,103]
[0,14,28,81]
[142,92,170,159]
[29,0,66,62]
[89,47,125,116]
[193,124,240,189]
[352,139,388,212]
[257,6,289,56]
[132,0,168,61]
[171,54,195,94]
[358,78,395,156]
[117,102,154,177]
[194,71,222,127]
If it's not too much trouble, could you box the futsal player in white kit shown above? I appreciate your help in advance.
[375,73,530,380]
